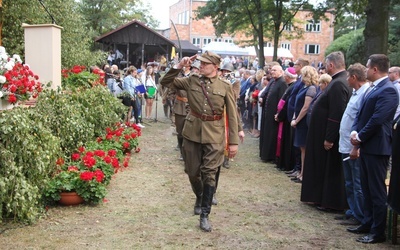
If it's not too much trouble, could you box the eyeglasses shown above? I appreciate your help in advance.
[388,71,395,74]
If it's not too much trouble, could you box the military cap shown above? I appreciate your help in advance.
[197,51,221,65]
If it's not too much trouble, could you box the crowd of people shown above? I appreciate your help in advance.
[102,60,164,128]
[248,52,399,244]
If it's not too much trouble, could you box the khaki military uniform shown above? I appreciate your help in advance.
[174,89,189,159]
[160,68,239,186]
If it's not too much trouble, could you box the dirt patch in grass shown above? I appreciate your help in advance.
[0,110,398,249]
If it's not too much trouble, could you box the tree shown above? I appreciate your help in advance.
[333,14,365,39]
[325,28,364,56]
[388,2,400,65]
[0,0,104,67]
[197,0,308,67]
[319,0,392,61]
[363,0,390,58]
[78,0,159,36]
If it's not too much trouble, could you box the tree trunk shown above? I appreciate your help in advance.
[256,0,265,69]
[363,0,390,60]
[258,25,265,69]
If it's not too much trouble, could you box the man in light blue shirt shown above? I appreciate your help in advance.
[338,63,369,226]
[388,66,400,119]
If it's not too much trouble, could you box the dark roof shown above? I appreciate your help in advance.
[171,40,201,54]
[95,20,174,46]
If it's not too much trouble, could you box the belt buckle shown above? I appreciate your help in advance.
[201,114,208,121]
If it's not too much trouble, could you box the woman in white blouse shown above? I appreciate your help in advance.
[142,65,157,119]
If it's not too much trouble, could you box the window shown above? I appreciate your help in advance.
[192,38,200,47]
[214,38,222,42]
[203,38,211,45]
[281,43,291,50]
[283,23,292,31]
[178,13,183,24]
[305,20,321,32]
[184,10,190,25]
[305,44,320,54]
[264,42,272,47]
[178,11,190,25]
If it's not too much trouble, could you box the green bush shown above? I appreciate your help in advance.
[0,108,61,223]
[34,87,125,156]
[0,85,127,223]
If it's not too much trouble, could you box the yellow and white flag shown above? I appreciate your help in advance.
[171,47,176,60]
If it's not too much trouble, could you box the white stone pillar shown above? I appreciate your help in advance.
[22,23,63,90]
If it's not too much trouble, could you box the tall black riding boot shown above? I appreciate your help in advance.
[212,166,221,205]
[177,137,184,161]
[200,184,215,232]
[189,176,203,215]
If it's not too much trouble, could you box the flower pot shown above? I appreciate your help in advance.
[0,98,14,110]
[59,191,84,206]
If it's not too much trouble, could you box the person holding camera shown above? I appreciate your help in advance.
[106,70,123,97]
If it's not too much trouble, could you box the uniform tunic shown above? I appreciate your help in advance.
[161,68,239,145]
[161,68,239,186]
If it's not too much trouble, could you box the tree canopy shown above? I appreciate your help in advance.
[78,0,159,35]
[0,0,156,68]
[196,0,310,67]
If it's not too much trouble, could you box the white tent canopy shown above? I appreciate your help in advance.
[245,46,294,58]
[202,42,249,56]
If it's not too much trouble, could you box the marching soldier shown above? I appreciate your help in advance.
[160,51,239,232]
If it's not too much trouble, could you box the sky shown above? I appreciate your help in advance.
[146,0,179,29]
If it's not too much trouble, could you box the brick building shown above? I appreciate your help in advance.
[161,0,334,65]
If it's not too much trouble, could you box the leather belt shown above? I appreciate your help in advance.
[190,110,222,121]
[176,96,188,103]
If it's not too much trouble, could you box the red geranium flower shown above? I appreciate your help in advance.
[82,155,96,168]
[103,155,112,164]
[111,158,119,168]
[71,153,80,161]
[56,157,65,166]
[135,147,141,153]
[108,149,117,157]
[8,94,17,103]
[80,171,94,181]
[93,169,105,182]
[94,150,106,157]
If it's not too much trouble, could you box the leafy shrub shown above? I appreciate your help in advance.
[0,108,61,222]
[0,83,129,222]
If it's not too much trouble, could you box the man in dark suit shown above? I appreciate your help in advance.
[348,54,399,244]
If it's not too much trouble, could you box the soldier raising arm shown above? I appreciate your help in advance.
[160,51,238,232]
